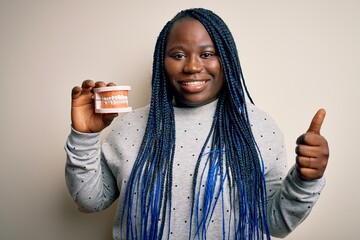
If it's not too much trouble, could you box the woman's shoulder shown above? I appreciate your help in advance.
[246,103,283,136]
[246,103,275,122]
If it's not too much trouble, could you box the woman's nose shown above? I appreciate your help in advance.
[183,56,204,73]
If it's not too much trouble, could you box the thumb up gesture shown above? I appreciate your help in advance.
[295,109,329,180]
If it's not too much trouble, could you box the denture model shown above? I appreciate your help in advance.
[93,86,132,113]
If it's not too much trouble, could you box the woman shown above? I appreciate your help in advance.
[66,8,329,239]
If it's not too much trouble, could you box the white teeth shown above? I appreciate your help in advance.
[101,95,128,105]
[182,80,206,86]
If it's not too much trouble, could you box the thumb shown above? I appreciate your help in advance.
[307,108,326,134]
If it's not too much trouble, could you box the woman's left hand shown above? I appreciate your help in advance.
[295,109,329,180]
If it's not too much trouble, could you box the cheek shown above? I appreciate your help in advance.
[164,58,178,78]
[212,79,224,97]
[213,65,224,93]
[212,65,223,84]
[207,59,222,76]
[164,59,170,76]
[164,59,177,91]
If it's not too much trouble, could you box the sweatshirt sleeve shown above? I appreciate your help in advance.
[263,123,325,238]
[64,127,119,213]
[248,104,326,238]
[266,154,326,238]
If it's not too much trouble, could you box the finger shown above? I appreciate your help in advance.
[296,144,313,156]
[296,156,324,180]
[296,133,324,146]
[107,82,117,87]
[296,166,322,180]
[81,80,95,94]
[71,86,82,99]
[307,108,326,134]
[95,81,107,88]
[296,156,314,168]
[81,79,95,88]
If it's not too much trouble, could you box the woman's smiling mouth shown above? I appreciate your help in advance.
[179,80,207,86]
[178,80,209,93]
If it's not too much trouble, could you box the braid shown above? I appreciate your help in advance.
[121,8,270,240]
[121,20,175,239]
[176,8,270,239]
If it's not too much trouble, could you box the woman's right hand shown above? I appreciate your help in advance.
[71,80,119,133]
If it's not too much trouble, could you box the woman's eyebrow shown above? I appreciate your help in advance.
[166,44,215,53]
[166,45,186,52]
[199,44,215,49]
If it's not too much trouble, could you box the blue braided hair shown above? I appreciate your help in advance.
[121,8,270,240]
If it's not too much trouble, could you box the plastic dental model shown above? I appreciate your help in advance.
[93,86,132,113]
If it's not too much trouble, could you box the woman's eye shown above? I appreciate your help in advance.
[171,53,185,59]
[201,52,214,58]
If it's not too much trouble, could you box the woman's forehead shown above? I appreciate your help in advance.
[166,19,213,46]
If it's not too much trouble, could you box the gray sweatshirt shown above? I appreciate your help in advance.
[65,100,325,239]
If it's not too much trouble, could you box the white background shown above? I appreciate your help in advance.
[1,0,359,239]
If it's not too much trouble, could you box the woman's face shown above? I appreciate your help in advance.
[164,18,224,107]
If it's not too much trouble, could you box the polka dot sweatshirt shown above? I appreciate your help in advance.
[65,100,325,239]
